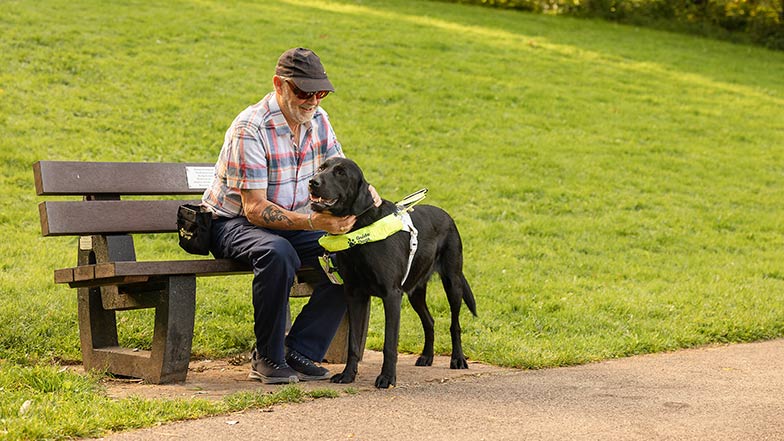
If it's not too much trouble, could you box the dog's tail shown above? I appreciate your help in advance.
[459,273,478,317]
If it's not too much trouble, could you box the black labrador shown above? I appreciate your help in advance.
[309,157,477,388]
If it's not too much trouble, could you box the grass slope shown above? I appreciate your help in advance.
[1,0,783,437]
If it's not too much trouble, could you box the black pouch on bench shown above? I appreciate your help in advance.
[177,204,213,255]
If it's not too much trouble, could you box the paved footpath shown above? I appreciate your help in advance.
[93,339,783,441]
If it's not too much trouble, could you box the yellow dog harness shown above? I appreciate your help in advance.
[318,188,428,286]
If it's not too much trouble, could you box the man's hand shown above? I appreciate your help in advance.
[312,212,356,235]
[368,184,382,207]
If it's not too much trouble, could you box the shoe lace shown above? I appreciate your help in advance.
[289,350,313,366]
[256,353,289,370]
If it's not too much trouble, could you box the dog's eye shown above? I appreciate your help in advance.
[334,166,346,176]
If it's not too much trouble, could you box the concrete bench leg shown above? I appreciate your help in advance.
[323,310,369,364]
[77,275,196,384]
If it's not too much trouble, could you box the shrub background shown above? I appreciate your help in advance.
[447,0,784,50]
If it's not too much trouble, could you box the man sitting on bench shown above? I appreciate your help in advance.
[201,47,379,384]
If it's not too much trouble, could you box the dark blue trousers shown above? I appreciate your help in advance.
[210,216,346,364]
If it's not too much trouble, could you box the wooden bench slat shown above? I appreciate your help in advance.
[34,161,214,195]
[96,259,251,279]
[54,267,75,284]
[39,199,199,236]
[74,265,95,281]
[55,260,322,287]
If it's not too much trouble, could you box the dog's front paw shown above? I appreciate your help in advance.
[330,371,356,384]
[450,356,469,369]
[374,374,396,389]
[415,355,433,366]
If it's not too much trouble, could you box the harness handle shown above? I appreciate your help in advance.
[396,188,428,212]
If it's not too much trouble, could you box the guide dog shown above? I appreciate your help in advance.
[309,157,477,388]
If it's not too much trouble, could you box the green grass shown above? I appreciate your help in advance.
[2,0,784,438]
[0,361,335,440]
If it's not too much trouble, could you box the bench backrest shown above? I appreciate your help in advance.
[34,161,215,236]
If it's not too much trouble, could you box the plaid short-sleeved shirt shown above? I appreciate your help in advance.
[202,92,343,218]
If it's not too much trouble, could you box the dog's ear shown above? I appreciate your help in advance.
[351,175,375,216]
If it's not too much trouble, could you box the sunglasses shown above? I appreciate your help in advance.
[286,80,329,100]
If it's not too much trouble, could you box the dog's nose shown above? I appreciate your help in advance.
[309,178,319,189]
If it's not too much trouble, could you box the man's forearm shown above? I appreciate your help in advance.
[240,190,354,234]
[260,205,294,226]
[245,200,307,230]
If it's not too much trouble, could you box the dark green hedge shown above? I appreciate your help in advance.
[445,0,784,50]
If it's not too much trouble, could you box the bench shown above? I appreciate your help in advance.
[33,160,359,384]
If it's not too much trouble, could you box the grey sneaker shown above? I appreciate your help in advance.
[249,349,299,384]
[286,349,330,381]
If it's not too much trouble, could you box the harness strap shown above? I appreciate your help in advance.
[318,212,404,252]
[400,211,418,287]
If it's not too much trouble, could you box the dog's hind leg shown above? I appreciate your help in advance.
[408,285,435,366]
[441,272,470,369]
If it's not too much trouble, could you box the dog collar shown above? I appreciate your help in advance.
[318,188,427,253]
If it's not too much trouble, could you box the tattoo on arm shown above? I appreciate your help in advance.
[261,205,294,226]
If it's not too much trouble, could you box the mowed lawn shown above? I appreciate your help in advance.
[1,0,784,438]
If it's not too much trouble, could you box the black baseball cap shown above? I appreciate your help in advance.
[275,48,335,93]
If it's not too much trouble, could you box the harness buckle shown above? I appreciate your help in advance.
[318,253,344,285]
